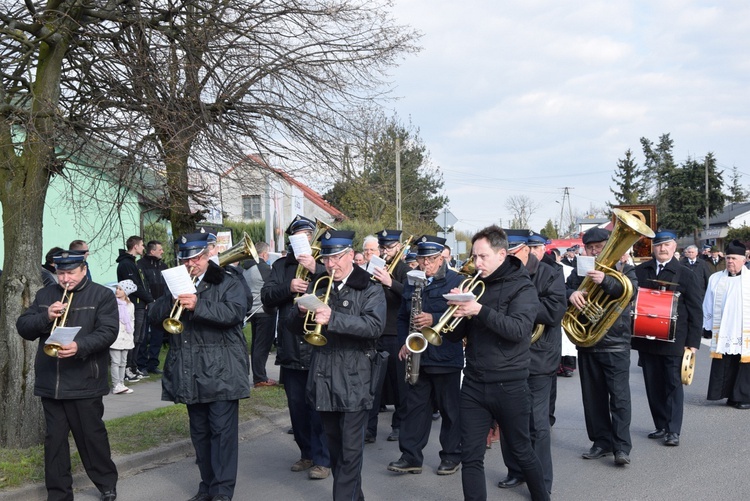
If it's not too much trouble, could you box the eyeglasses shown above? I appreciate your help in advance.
[321,253,348,263]
[416,255,440,263]
[379,243,398,251]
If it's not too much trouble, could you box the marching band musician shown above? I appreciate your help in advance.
[497,231,565,494]
[290,230,386,501]
[148,233,250,501]
[444,225,548,501]
[633,231,702,446]
[260,215,331,479]
[366,229,409,443]
[387,235,463,476]
[566,228,636,466]
[17,249,119,501]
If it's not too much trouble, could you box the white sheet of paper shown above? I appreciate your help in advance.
[443,292,476,302]
[365,255,386,275]
[577,256,596,276]
[407,269,426,285]
[289,233,312,257]
[46,326,81,346]
[162,266,198,298]
[294,294,327,311]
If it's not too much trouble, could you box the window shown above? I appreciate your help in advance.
[242,195,262,220]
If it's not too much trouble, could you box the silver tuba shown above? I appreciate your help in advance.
[405,275,429,385]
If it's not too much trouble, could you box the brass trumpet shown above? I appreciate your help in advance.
[45,284,73,357]
[163,267,197,335]
[303,272,335,346]
[421,271,486,346]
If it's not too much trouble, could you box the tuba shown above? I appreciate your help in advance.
[218,232,259,266]
[421,271,486,346]
[405,275,428,385]
[45,284,73,357]
[561,208,655,348]
[302,272,336,346]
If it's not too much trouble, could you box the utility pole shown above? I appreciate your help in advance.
[395,138,402,230]
[558,187,574,236]
[705,157,709,230]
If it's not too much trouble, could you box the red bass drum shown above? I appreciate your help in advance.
[631,287,680,342]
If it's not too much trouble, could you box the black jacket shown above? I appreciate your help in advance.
[116,250,153,309]
[381,260,408,337]
[679,256,711,291]
[137,254,168,299]
[261,251,325,370]
[527,255,566,376]
[446,255,539,383]
[633,257,703,356]
[149,261,250,404]
[397,262,464,370]
[565,262,637,352]
[17,277,118,399]
[289,265,386,412]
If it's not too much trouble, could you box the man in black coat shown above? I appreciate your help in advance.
[566,228,636,466]
[243,241,278,387]
[148,233,250,501]
[261,215,331,480]
[17,250,119,501]
[680,244,712,291]
[387,235,464,476]
[633,231,702,447]
[498,231,565,493]
[136,240,168,374]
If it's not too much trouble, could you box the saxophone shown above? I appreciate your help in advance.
[405,277,429,385]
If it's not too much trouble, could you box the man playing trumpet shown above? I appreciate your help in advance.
[290,230,386,500]
[17,249,119,501]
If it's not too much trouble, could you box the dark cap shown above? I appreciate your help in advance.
[725,239,746,256]
[177,233,211,260]
[702,244,712,250]
[582,228,610,245]
[527,232,548,247]
[416,235,446,257]
[286,215,316,236]
[404,252,417,264]
[318,230,355,257]
[504,229,531,252]
[652,231,676,245]
[52,250,87,271]
[377,229,402,245]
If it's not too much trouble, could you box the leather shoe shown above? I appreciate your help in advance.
[497,476,525,488]
[647,429,666,439]
[614,451,631,465]
[364,431,376,444]
[581,446,612,459]
[100,490,117,501]
[387,429,400,441]
[735,402,750,409]
[186,494,211,501]
[211,496,231,501]
[387,458,422,474]
[664,432,680,446]
[437,460,460,476]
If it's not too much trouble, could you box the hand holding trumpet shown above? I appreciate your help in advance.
[176,293,198,312]
[47,300,68,322]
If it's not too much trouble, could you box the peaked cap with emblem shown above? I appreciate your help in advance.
[286,214,316,236]
[404,251,417,264]
[527,232,549,247]
[416,235,446,257]
[377,229,402,245]
[177,233,212,260]
[52,249,87,270]
[318,230,355,256]
[504,229,532,252]
[652,230,677,245]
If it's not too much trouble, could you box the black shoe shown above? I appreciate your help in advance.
[614,451,631,465]
[287,427,294,435]
[497,476,524,488]
[582,446,612,459]
[100,490,117,501]
[148,368,163,375]
[735,402,750,409]
[364,431,376,444]
[186,494,211,501]
[437,460,460,476]
[647,429,666,439]
[387,429,399,441]
[211,496,231,501]
[664,432,680,446]
[387,458,422,474]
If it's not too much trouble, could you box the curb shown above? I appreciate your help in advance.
[0,409,289,501]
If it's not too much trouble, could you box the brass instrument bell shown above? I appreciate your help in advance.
[45,285,73,357]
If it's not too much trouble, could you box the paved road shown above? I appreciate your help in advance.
[4,339,749,500]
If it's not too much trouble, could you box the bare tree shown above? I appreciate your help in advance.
[504,195,541,229]
[0,0,419,447]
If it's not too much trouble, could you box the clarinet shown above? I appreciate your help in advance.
[404,277,429,385]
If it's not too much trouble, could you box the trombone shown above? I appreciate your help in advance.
[372,235,413,283]
[421,271,486,346]
[303,272,335,346]
[163,267,196,335]
[45,284,73,357]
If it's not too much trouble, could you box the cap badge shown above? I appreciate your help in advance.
[181,236,187,243]
[325,231,331,239]
[421,236,427,242]
[61,252,69,258]
[381,230,387,237]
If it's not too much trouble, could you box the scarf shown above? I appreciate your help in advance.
[708,271,750,363]
[117,298,134,335]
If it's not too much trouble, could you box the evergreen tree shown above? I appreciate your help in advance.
[610,149,645,205]
[641,134,677,217]
[727,166,748,204]
[540,219,558,239]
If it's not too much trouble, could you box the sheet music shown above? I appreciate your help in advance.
[294,294,327,311]
[289,233,312,257]
[443,292,476,302]
[162,266,197,298]
[46,326,81,346]
[407,269,427,285]
[577,256,596,276]
[364,256,386,276]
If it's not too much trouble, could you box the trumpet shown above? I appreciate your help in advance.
[45,284,73,357]
[421,271,486,346]
[163,266,197,335]
[303,272,335,346]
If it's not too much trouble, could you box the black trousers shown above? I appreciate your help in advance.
[187,400,240,498]
[137,322,165,372]
[320,409,369,501]
[42,397,117,501]
[501,374,554,493]
[460,378,549,501]
[367,335,404,435]
[398,369,461,465]
[639,351,684,434]
[250,314,276,384]
[579,350,632,453]
[127,307,147,371]
[282,367,330,466]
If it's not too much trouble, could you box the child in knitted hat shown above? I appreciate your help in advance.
[111,280,137,394]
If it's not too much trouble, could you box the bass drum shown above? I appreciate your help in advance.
[631,287,680,342]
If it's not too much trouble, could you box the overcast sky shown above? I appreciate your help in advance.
[385,0,750,234]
